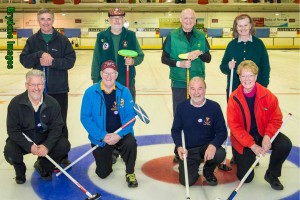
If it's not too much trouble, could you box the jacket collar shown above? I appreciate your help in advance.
[37,28,59,41]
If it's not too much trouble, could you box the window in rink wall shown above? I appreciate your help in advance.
[16,29,33,38]
[207,28,223,38]
[255,28,270,38]
[64,28,81,38]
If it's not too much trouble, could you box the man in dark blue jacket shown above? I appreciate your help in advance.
[4,70,70,184]
[20,8,76,166]
[171,77,227,186]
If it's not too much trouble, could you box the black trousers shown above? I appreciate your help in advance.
[4,137,70,175]
[171,87,187,116]
[49,93,69,139]
[233,132,292,183]
[92,134,137,179]
[129,85,136,103]
[178,145,226,186]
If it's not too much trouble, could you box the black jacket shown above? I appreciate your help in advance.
[20,28,76,94]
[6,91,64,153]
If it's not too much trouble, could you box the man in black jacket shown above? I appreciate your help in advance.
[20,8,76,165]
[4,70,70,184]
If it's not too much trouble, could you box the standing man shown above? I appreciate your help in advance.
[171,77,227,186]
[91,8,144,102]
[81,60,139,188]
[20,8,76,166]
[161,8,211,162]
[4,70,70,184]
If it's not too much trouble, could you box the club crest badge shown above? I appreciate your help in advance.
[122,40,128,48]
[120,99,124,107]
[103,42,109,50]
[203,117,211,126]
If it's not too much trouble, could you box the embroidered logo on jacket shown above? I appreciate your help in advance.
[120,99,124,107]
[203,117,211,126]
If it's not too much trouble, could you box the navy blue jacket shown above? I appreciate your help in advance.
[172,99,227,149]
[20,28,76,94]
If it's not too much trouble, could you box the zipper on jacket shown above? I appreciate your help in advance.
[233,96,247,130]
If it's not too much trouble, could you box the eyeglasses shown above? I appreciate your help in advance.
[240,74,255,79]
[102,72,117,77]
[27,83,44,87]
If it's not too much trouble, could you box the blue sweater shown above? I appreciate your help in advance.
[80,81,136,146]
[171,99,227,149]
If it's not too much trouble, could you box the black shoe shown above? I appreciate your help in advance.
[264,172,284,190]
[15,176,26,184]
[13,163,26,184]
[61,158,71,168]
[126,173,138,188]
[203,171,218,186]
[34,161,52,181]
[173,155,180,163]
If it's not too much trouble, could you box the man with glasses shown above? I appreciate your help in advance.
[81,60,139,188]
[20,8,76,166]
[4,70,70,184]
[91,7,144,164]
[91,7,144,102]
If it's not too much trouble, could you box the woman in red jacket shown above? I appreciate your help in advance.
[227,60,292,190]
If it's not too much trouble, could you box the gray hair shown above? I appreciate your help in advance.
[26,69,45,83]
[180,8,196,22]
[37,8,55,20]
[189,76,207,89]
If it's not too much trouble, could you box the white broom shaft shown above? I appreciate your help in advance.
[57,116,138,176]
[234,113,292,192]
[182,131,190,199]
[22,133,93,198]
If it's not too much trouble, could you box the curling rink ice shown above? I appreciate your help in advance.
[0,49,299,200]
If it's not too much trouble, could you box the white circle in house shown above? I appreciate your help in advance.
[114,111,118,115]
[198,118,203,123]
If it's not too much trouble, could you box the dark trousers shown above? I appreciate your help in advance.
[178,145,226,186]
[171,87,188,116]
[4,137,70,176]
[49,93,69,139]
[92,134,137,179]
[129,85,136,102]
[233,133,292,183]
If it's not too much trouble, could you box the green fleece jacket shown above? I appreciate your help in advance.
[91,27,144,86]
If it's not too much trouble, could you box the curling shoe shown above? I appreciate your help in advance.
[203,170,218,186]
[264,172,284,190]
[126,173,138,188]
[15,176,26,184]
[34,161,52,181]
[61,158,72,168]
[14,163,26,184]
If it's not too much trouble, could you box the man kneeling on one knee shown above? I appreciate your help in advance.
[171,77,227,186]
[81,60,138,188]
[4,69,70,184]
